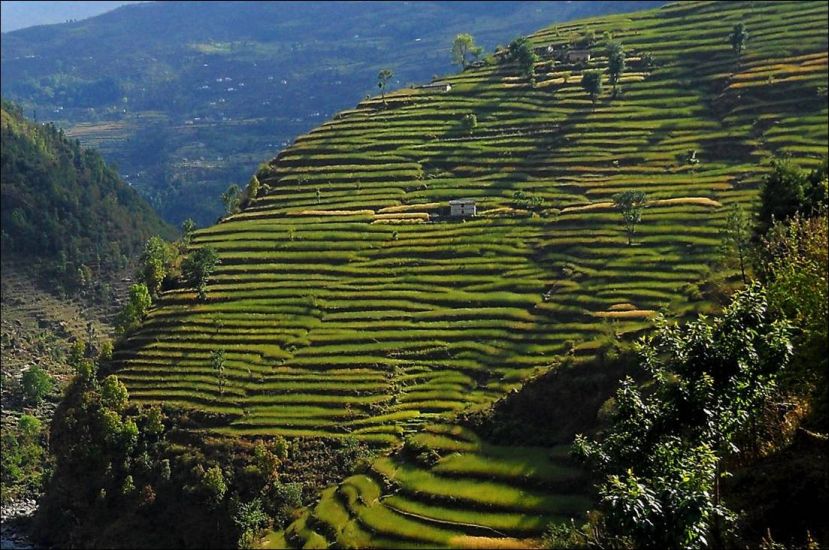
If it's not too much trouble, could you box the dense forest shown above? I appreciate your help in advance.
[0,101,174,291]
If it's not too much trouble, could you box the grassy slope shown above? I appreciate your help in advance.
[107,1,827,547]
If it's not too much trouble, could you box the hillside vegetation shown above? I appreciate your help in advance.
[0,1,659,225]
[1,102,174,291]
[0,105,171,533]
[40,1,827,548]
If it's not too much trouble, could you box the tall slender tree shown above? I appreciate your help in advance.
[613,190,647,245]
[607,41,625,94]
[729,22,748,57]
[377,68,393,104]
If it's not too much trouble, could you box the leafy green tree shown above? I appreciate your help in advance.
[21,365,53,404]
[760,159,808,227]
[612,190,647,245]
[98,339,114,361]
[68,339,87,367]
[451,33,482,70]
[211,349,226,395]
[142,406,166,437]
[377,68,393,103]
[100,375,129,412]
[235,498,269,548]
[222,184,242,216]
[580,70,603,107]
[182,246,219,300]
[720,202,752,284]
[202,465,227,506]
[461,113,477,133]
[729,22,748,56]
[574,285,792,548]
[1,414,44,488]
[269,481,303,526]
[241,174,261,209]
[508,37,539,81]
[181,218,197,246]
[116,283,152,334]
[253,440,279,482]
[121,474,136,496]
[607,41,625,93]
[757,158,828,229]
[760,211,828,406]
[138,235,174,297]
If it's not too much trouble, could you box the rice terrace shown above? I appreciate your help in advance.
[115,1,828,546]
[2,0,827,548]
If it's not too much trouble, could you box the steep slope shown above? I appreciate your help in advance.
[112,0,827,440]
[98,1,827,547]
[1,102,174,285]
[0,104,173,539]
[0,1,660,225]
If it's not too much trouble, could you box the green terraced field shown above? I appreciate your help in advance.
[108,1,827,546]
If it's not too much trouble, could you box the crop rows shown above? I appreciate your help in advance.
[110,1,826,546]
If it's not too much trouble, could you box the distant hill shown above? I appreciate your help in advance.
[1,101,174,291]
[0,1,661,225]
[0,1,139,33]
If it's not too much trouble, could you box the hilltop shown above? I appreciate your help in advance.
[0,1,660,225]
[36,1,828,548]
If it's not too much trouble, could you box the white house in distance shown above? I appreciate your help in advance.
[419,81,453,93]
[565,49,592,63]
[449,198,477,217]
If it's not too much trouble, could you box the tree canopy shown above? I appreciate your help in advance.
[580,70,603,106]
[729,22,748,56]
[574,285,793,548]
[0,102,173,290]
[182,246,220,300]
[451,33,483,70]
[607,41,625,89]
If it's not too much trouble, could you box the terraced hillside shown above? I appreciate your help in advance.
[108,1,827,547]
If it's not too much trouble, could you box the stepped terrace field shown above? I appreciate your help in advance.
[266,425,589,549]
[110,1,827,546]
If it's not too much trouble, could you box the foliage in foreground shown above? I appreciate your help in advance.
[563,286,792,548]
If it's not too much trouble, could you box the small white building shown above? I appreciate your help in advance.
[419,81,452,93]
[566,49,592,63]
[449,199,477,217]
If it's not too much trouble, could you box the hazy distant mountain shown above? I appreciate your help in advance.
[0,1,139,33]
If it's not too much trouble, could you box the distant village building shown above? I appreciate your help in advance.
[419,81,453,92]
[566,49,592,63]
[449,199,477,217]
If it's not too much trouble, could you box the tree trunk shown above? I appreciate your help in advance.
[739,247,747,284]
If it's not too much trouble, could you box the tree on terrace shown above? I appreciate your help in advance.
[729,22,749,57]
[721,202,752,284]
[581,70,603,107]
[182,246,219,300]
[221,184,242,216]
[211,349,226,395]
[451,33,482,70]
[612,190,647,245]
[607,41,625,95]
[377,68,393,104]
